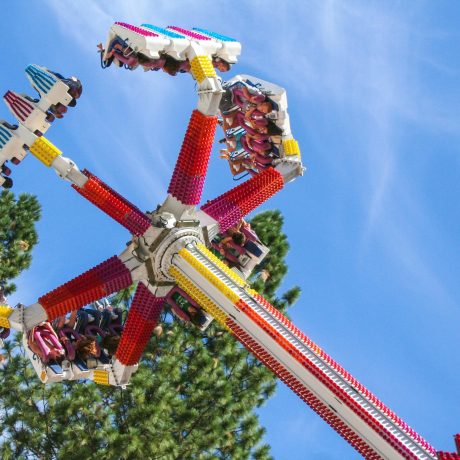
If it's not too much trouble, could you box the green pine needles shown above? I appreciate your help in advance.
[0,190,41,296]
[0,210,300,460]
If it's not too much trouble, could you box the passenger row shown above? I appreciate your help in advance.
[165,221,267,330]
[0,65,82,189]
[2,289,214,368]
[26,300,123,373]
[99,36,231,75]
[98,22,241,76]
[218,76,288,178]
[167,287,213,331]
[211,219,268,279]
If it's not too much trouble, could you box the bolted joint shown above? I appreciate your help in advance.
[51,155,88,187]
[154,228,204,282]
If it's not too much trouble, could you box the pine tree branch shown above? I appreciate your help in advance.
[41,385,57,459]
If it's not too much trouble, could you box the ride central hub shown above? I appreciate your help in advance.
[125,214,205,285]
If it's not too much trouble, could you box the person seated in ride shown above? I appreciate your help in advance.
[241,134,272,155]
[47,102,68,120]
[220,149,256,176]
[71,309,103,362]
[178,59,191,73]
[236,120,282,169]
[213,57,231,72]
[227,222,255,253]
[223,125,278,158]
[187,305,208,328]
[102,37,138,69]
[237,138,275,172]
[74,336,100,363]
[220,83,264,125]
[162,55,189,76]
[219,230,247,255]
[54,310,77,330]
[232,85,266,107]
[227,219,252,237]
[46,68,83,99]
[137,53,166,71]
[219,89,235,116]
[0,162,11,176]
[115,49,139,69]
[100,335,120,356]
[217,231,248,268]
[1,175,13,189]
[53,311,94,362]
[221,98,274,132]
[243,100,275,126]
[240,118,283,141]
[28,322,65,364]
[221,111,241,132]
[264,121,283,146]
[221,127,246,152]
[66,78,83,100]
[98,38,124,67]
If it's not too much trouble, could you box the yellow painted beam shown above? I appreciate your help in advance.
[29,136,62,167]
[0,305,13,328]
[190,55,217,83]
[93,369,110,385]
[283,139,301,157]
[179,248,240,304]
[196,243,246,288]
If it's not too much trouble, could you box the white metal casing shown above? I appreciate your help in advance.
[171,245,437,460]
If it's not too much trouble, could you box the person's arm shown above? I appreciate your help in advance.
[222,114,239,131]
[221,236,233,246]
[67,310,78,328]
[245,106,256,120]
[241,86,265,104]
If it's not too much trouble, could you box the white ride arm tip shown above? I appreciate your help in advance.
[9,303,47,331]
[109,358,138,386]
[51,155,88,187]
[274,159,305,183]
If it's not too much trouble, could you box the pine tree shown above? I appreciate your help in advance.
[0,190,41,296]
[249,210,301,311]
[0,210,300,460]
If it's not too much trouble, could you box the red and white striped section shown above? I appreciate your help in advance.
[171,243,438,460]
[72,169,151,236]
[38,255,133,320]
[167,109,217,206]
[201,167,284,233]
[4,91,34,122]
[115,282,164,366]
[437,434,460,460]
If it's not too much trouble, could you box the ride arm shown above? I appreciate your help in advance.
[109,281,166,386]
[197,167,285,239]
[162,109,218,213]
[436,435,460,459]
[161,42,221,216]
[2,67,149,236]
[169,242,438,460]
[187,41,223,116]
[8,241,150,332]
[26,134,87,186]
[10,131,151,235]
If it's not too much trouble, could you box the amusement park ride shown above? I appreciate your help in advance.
[0,22,457,460]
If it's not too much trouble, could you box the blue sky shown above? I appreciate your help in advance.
[1,1,459,458]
